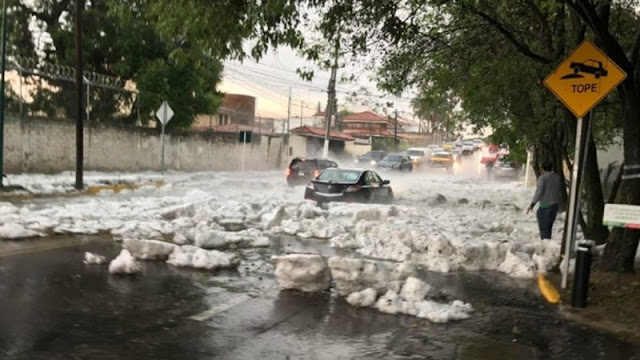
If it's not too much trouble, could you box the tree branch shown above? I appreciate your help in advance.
[565,0,632,71]
[631,29,640,66]
[467,8,552,64]
[523,0,554,56]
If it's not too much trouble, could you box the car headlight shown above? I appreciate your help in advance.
[370,160,376,165]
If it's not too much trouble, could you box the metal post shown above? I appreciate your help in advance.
[0,0,7,187]
[74,0,84,190]
[524,149,532,188]
[242,132,246,172]
[86,81,90,124]
[571,116,592,252]
[18,67,23,118]
[562,117,584,289]
[161,103,167,172]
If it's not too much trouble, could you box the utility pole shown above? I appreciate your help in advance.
[300,100,303,128]
[285,87,291,161]
[74,0,84,190]
[323,30,340,159]
[394,110,399,151]
[287,87,291,134]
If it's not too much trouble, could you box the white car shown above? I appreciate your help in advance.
[405,148,429,166]
[472,139,485,150]
[461,142,475,155]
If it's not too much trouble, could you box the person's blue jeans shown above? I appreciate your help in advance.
[536,204,559,239]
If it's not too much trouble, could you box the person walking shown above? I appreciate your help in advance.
[527,162,562,240]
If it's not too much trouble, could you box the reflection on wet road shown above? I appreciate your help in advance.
[1,238,639,360]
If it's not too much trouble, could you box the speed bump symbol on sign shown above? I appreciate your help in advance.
[544,40,626,118]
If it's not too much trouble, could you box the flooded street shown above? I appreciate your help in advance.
[1,234,639,360]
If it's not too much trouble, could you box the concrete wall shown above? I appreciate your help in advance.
[4,116,283,173]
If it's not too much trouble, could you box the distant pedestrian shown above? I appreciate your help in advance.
[527,162,562,240]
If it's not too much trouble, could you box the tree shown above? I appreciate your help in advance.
[12,0,223,128]
[325,0,633,261]
[564,0,640,272]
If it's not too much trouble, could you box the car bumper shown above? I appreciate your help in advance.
[304,189,364,203]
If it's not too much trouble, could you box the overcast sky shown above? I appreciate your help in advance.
[219,46,416,122]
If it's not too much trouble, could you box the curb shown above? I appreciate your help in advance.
[87,181,164,195]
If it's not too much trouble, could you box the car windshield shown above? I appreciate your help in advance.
[316,169,361,183]
[434,152,450,157]
[463,142,473,146]
[407,150,424,156]
[290,159,315,171]
[382,155,403,162]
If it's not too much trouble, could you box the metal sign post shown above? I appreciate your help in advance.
[562,116,584,289]
[239,131,252,172]
[544,40,626,290]
[155,101,174,172]
[242,131,246,172]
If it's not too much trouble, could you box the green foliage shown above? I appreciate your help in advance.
[12,0,223,128]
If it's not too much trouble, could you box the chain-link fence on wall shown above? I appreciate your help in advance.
[5,55,139,125]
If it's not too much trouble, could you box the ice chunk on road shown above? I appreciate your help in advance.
[369,278,473,323]
[123,239,178,260]
[83,252,106,265]
[346,288,378,307]
[195,227,270,249]
[273,254,331,292]
[328,257,416,296]
[498,251,536,278]
[0,223,40,239]
[399,277,432,302]
[192,249,239,270]
[166,246,239,270]
[0,202,19,215]
[330,233,360,249]
[413,299,474,323]
[109,249,143,275]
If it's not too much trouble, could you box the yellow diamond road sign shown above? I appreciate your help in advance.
[544,40,626,118]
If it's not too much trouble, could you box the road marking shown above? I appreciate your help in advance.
[188,295,251,321]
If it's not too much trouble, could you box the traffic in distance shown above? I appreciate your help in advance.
[285,139,519,206]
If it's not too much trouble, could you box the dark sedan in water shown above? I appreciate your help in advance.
[304,168,394,205]
[376,153,413,172]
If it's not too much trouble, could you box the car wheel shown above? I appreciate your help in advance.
[385,189,394,204]
[595,72,601,79]
[366,191,375,203]
[573,66,579,74]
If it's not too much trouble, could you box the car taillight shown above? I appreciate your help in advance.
[345,185,361,192]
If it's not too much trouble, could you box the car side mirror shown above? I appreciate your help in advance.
[383,180,390,185]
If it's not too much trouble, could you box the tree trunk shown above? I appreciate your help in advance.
[601,80,640,272]
[580,120,609,243]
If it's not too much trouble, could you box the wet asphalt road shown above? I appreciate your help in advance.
[1,237,640,360]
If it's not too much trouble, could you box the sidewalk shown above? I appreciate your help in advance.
[557,270,640,344]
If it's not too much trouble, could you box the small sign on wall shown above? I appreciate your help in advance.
[603,204,640,229]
